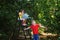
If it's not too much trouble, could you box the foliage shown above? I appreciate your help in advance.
[0,0,60,40]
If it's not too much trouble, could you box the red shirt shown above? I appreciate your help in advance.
[30,24,40,34]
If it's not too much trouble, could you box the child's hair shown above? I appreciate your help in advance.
[20,9,25,13]
[31,20,36,24]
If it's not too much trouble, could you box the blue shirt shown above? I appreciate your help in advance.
[22,13,29,19]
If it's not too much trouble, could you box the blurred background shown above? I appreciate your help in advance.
[0,0,60,40]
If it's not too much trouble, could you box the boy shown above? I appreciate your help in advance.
[24,20,45,40]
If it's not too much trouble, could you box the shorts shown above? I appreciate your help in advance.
[33,34,39,40]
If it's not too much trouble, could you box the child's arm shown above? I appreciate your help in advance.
[24,27,30,30]
[39,24,46,28]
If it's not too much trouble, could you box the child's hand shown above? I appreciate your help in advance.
[24,28,27,30]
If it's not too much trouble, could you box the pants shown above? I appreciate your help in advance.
[33,34,39,40]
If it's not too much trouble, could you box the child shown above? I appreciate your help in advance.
[18,10,30,38]
[24,20,45,40]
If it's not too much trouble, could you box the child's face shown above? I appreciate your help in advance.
[32,20,36,25]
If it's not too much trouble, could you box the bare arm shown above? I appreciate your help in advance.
[24,27,30,30]
[39,24,46,28]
